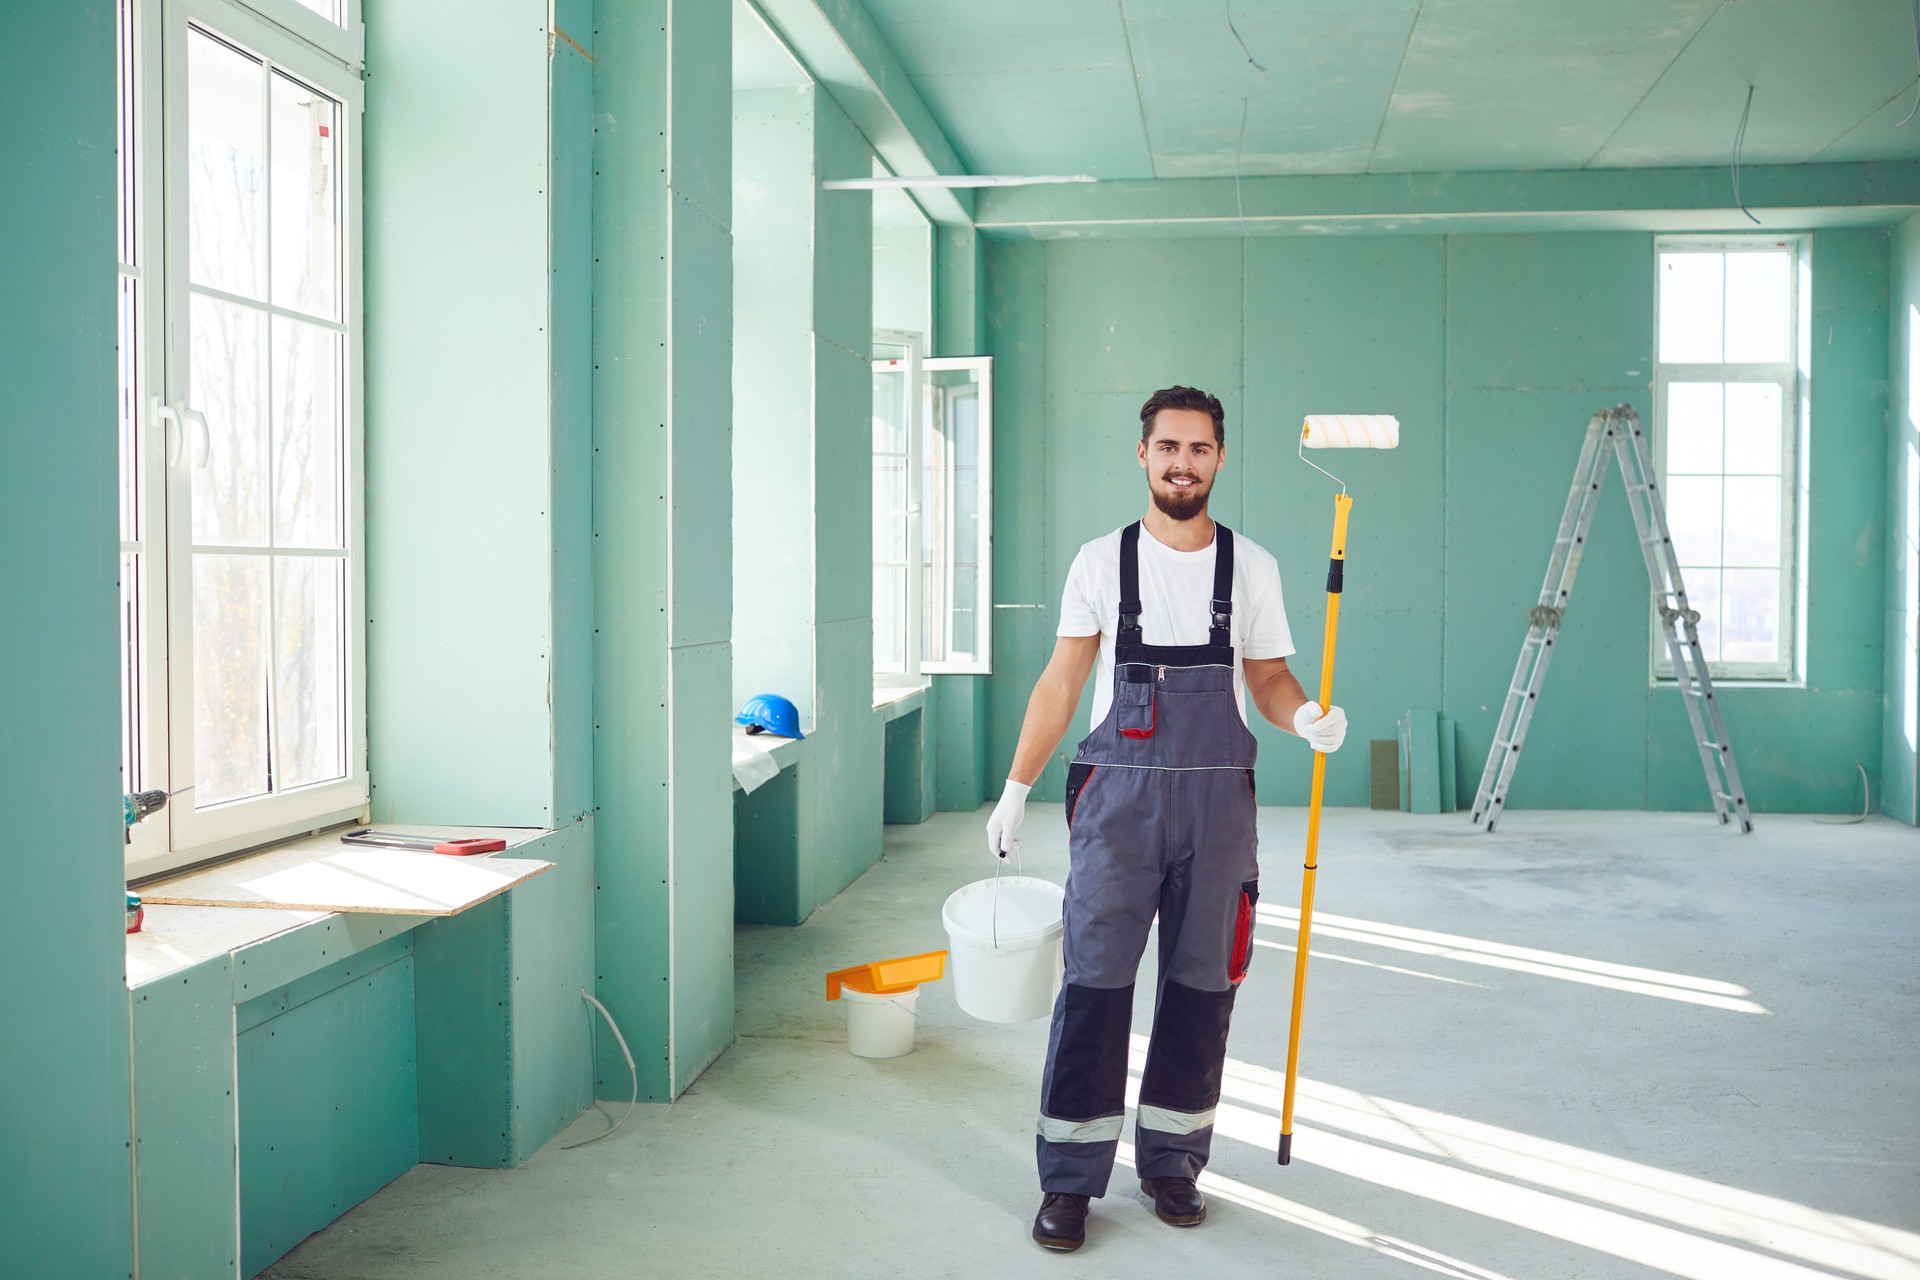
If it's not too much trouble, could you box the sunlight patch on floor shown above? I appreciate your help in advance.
[1256,905,1770,1014]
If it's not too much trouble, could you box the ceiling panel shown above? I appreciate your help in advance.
[1593,0,1920,167]
[850,0,1920,179]
[911,68,1157,177]
[1126,6,1417,177]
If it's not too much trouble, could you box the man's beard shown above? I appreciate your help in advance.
[1152,475,1210,521]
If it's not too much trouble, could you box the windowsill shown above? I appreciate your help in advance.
[126,823,550,991]
[873,682,929,721]
[732,724,806,793]
[1651,677,1804,690]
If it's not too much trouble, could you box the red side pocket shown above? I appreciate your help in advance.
[1228,880,1259,984]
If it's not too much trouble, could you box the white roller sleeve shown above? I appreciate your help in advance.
[1301,414,1400,449]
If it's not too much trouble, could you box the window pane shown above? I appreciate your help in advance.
[119,276,141,543]
[872,367,908,455]
[1723,382,1782,475]
[290,0,343,26]
[272,318,345,547]
[188,29,266,300]
[1722,568,1780,664]
[275,556,346,788]
[1678,569,1721,664]
[191,294,269,545]
[1722,477,1781,568]
[1664,475,1722,566]
[270,73,339,319]
[1659,252,1723,363]
[1664,382,1722,474]
[120,551,144,793]
[193,554,270,805]
[1723,252,1791,364]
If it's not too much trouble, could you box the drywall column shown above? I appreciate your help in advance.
[364,0,595,1162]
[1888,214,1920,825]
[807,92,884,901]
[0,4,133,1276]
[933,225,988,812]
[593,0,736,1099]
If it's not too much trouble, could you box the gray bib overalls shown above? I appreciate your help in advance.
[1036,521,1261,1196]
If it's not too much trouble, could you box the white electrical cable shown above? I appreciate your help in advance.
[1814,762,1873,825]
[564,988,638,1150]
[1899,0,1920,127]
[1732,85,1761,226]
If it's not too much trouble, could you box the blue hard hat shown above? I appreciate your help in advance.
[736,693,804,739]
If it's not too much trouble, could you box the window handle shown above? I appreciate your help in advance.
[178,405,212,470]
[151,397,181,468]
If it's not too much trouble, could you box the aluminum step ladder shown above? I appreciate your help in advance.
[1470,405,1753,834]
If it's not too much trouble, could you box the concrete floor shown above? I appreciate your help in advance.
[265,807,1920,1280]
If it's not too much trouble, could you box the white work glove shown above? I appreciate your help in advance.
[986,779,1031,860]
[1293,701,1348,754]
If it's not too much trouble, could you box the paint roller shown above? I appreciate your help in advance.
[1278,414,1400,1167]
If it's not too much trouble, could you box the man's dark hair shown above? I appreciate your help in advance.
[1139,385,1226,447]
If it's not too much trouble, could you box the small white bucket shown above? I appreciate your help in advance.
[842,984,920,1058]
[941,875,1066,1023]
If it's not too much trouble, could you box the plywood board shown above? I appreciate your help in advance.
[143,848,552,916]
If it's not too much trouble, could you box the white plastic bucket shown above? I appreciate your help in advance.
[941,875,1066,1023]
[843,984,920,1058]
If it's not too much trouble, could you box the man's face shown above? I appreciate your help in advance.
[1138,408,1223,521]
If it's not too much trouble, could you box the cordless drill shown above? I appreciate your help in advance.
[124,789,167,933]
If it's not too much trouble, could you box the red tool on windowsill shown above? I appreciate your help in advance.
[340,829,509,856]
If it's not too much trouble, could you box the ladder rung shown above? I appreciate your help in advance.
[1700,740,1726,751]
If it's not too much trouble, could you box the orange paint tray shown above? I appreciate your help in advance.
[825,949,947,1000]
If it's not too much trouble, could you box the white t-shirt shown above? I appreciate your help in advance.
[1058,522,1295,728]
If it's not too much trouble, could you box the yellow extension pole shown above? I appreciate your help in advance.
[1278,490,1351,1165]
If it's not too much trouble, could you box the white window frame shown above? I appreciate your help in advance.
[921,355,993,675]
[873,329,925,690]
[123,0,367,879]
[1651,235,1804,685]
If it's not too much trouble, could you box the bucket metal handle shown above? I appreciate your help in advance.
[990,844,1022,950]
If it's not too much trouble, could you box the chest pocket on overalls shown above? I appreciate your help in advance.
[1117,673,1156,739]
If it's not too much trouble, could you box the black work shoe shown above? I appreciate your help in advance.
[1032,1192,1091,1251]
[1140,1176,1207,1226]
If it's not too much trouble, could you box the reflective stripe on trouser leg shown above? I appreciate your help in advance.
[1134,980,1236,1181]
[1036,981,1135,1197]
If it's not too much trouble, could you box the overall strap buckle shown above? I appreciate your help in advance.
[1209,525,1236,648]
[1118,522,1144,645]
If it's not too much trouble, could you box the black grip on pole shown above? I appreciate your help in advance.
[1277,1132,1293,1165]
[1325,557,1344,594]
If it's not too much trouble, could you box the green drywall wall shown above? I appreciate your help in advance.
[984,229,1889,814]
[1888,214,1920,825]
[593,0,737,1101]
[874,216,932,338]
[364,0,563,828]
[883,709,936,823]
[238,954,418,1277]
[133,955,239,1280]
[0,5,134,1276]
[933,674,988,811]
[734,86,819,725]
[802,92,886,903]
[935,225,986,357]
[551,0,598,825]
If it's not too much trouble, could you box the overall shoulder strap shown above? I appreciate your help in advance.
[1209,525,1235,648]
[1118,522,1143,646]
